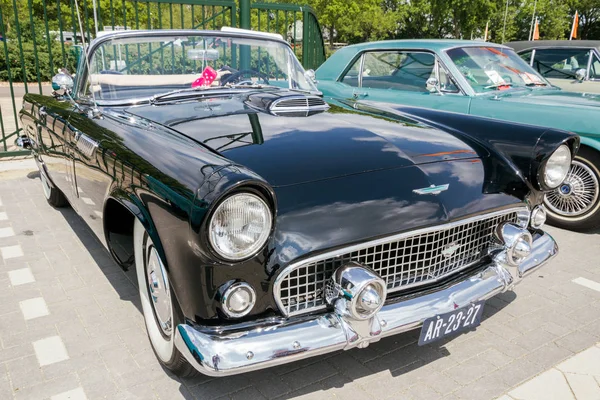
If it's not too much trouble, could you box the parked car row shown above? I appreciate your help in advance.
[316,39,600,232]
[15,29,584,378]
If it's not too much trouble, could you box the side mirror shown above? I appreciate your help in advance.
[305,69,317,84]
[52,70,74,93]
[575,68,586,82]
[426,77,441,94]
[15,136,32,149]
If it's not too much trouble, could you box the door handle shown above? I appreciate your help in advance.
[353,91,368,99]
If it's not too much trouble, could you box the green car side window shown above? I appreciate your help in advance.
[341,56,361,87]
[438,64,460,93]
[341,51,437,93]
[361,51,435,92]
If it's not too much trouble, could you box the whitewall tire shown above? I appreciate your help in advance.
[133,218,194,376]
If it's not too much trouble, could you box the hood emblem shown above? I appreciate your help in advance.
[441,242,460,258]
[413,184,449,195]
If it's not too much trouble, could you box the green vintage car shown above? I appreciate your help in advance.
[316,40,600,231]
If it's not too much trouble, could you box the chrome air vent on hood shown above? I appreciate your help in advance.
[244,91,329,116]
[271,96,329,112]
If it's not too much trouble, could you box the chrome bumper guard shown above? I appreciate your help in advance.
[175,230,557,376]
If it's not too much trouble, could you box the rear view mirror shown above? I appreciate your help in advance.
[575,68,586,82]
[187,49,220,61]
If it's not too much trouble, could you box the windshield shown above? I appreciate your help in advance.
[446,46,549,93]
[83,33,317,102]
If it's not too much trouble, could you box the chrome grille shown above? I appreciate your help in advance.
[275,209,523,316]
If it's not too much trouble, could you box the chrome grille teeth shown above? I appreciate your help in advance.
[276,210,521,316]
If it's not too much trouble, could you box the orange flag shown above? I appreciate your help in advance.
[570,11,579,40]
[533,19,540,40]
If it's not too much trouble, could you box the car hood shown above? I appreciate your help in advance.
[269,159,523,262]
[488,89,600,109]
[470,89,600,136]
[123,93,481,187]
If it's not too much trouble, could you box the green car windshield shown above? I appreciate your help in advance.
[446,46,549,93]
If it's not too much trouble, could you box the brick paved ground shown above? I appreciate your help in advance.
[0,161,599,400]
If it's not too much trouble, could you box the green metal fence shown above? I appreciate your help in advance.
[0,0,325,157]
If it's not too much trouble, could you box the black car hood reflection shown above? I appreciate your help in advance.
[269,158,519,266]
[124,95,481,187]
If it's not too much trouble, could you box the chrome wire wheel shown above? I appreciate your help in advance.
[544,160,599,217]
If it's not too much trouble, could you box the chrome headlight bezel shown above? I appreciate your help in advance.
[530,205,547,229]
[207,191,273,262]
[540,144,572,190]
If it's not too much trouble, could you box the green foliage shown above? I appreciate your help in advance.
[300,0,598,44]
[0,39,78,82]
[0,0,598,84]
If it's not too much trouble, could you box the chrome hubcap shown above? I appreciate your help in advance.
[146,246,172,336]
[545,160,599,217]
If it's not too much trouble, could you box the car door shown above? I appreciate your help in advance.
[65,109,115,245]
[332,50,471,113]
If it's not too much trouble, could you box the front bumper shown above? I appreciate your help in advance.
[175,230,557,376]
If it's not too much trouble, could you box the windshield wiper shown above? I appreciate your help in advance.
[224,83,280,90]
[484,82,513,90]
[150,86,230,104]
[150,84,279,104]
[525,82,548,87]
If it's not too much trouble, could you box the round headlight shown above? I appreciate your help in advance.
[543,145,571,189]
[208,193,272,261]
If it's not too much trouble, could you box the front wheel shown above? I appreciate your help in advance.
[133,219,195,377]
[544,148,600,232]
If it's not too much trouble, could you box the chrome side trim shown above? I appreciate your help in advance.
[174,228,557,376]
[273,206,529,317]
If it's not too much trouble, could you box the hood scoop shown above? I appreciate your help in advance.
[270,95,329,116]
[246,92,329,117]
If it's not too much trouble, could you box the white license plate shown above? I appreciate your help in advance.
[418,301,485,346]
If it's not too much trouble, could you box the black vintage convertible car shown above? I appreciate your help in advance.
[18,29,577,377]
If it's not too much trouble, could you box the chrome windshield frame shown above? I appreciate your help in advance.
[74,29,315,105]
